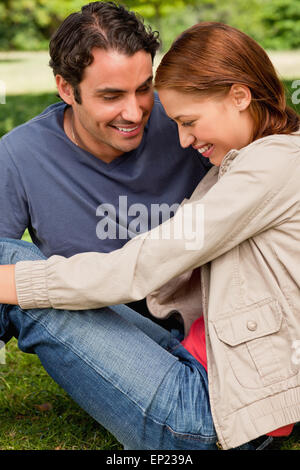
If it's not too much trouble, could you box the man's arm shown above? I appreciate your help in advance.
[0,139,29,239]
[0,138,29,305]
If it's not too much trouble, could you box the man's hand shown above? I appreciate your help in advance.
[0,265,18,305]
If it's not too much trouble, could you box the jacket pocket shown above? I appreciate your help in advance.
[213,298,298,389]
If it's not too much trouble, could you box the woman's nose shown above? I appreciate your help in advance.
[178,128,195,148]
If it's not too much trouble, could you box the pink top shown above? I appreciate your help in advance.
[181,316,207,370]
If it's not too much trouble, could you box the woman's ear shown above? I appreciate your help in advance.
[230,84,251,111]
[55,75,75,105]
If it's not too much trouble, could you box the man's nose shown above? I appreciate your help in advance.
[121,95,144,123]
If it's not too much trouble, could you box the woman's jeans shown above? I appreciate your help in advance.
[0,238,218,450]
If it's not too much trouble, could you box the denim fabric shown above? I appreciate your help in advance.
[0,238,217,450]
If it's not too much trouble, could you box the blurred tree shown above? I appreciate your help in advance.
[0,0,299,51]
[123,0,197,26]
[0,0,85,50]
[260,0,300,49]
[190,0,266,46]
[122,0,199,49]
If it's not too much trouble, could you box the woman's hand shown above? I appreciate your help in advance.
[0,265,18,305]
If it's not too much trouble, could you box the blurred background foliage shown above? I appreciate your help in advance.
[0,0,299,52]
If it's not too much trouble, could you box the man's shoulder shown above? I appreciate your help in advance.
[2,101,65,143]
[0,101,66,161]
[28,100,65,124]
[145,93,180,143]
[150,94,173,126]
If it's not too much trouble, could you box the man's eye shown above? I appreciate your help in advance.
[103,95,119,101]
[138,85,151,93]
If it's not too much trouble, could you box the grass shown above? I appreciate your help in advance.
[0,339,122,450]
[0,51,56,95]
[0,52,300,451]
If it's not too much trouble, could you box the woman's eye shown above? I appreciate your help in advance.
[181,121,194,127]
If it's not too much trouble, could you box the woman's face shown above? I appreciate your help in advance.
[158,86,254,167]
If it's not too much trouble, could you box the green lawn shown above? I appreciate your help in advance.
[0,52,299,451]
[0,51,56,95]
[0,338,121,450]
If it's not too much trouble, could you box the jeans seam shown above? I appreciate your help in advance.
[143,410,217,443]
[164,422,217,443]
[142,409,217,443]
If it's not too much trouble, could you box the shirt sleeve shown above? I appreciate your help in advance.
[0,139,29,239]
[14,138,299,310]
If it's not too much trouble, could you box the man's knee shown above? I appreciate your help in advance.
[0,238,45,265]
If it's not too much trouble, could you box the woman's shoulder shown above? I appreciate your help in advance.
[233,130,300,171]
[243,130,300,156]
[220,130,300,189]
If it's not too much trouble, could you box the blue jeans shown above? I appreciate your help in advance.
[0,238,218,450]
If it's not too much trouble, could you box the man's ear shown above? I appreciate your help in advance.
[55,75,75,105]
[230,84,251,111]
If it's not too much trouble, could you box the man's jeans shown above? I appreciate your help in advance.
[0,238,218,450]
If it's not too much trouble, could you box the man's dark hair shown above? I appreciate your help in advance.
[49,1,160,103]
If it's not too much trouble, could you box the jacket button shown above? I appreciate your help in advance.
[247,320,258,331]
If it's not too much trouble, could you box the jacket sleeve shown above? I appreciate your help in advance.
[0,139,29,239]
[15,138,299,310]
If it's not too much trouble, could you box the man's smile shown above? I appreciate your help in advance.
[109,122,144,137]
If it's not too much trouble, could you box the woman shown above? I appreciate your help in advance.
[0,23,299,450]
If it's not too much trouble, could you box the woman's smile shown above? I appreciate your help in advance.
[193,143,215,158]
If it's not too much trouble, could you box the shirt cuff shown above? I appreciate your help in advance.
[15,260,52,309]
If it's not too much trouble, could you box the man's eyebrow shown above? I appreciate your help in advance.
[94,76,153,94]
[138,76,153,88]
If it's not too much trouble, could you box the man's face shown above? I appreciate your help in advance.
[71,48,154,161]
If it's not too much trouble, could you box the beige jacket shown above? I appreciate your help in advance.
[15,131,300,449]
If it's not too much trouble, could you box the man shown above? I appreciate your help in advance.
[0,2,208,320]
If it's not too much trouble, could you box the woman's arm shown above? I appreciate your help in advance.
[7,138,300,311]
[0,265,18,304]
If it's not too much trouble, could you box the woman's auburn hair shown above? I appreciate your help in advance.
[155,22,299,141]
